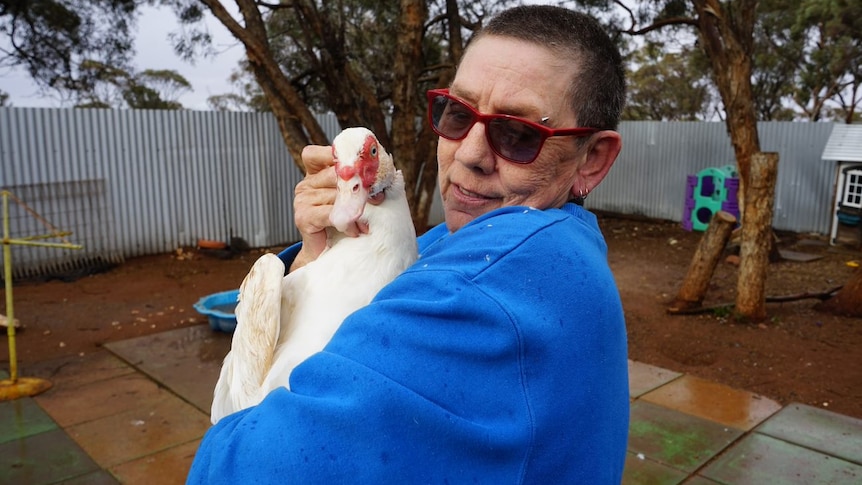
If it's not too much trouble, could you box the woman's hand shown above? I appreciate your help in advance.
[289,145,378,272]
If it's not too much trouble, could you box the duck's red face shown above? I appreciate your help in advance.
[334,134,379,189]
[330,131,380,232]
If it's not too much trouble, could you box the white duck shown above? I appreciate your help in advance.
[211,127,418,424]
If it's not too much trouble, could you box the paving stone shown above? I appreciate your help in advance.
[700,433,862,484]
[66,392,210,468]
[641,374,782,431]
[623,451,688,484]
[60,469,121,485]
[110,439,200,485]
[756,403,862,466]
[25,350,134,390]
[629,360,683,399]
[105,324,230,413]
[0,397,57,443]
[628,400,743,473]
[681,476,722,484]
[0,428,100,484]
[35,372,167,427]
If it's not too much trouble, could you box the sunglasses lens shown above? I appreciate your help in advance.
[487,118,543,163]
[430,95,475,139]
[428,92,545,164]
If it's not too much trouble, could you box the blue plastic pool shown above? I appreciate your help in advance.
[193,289,239,333]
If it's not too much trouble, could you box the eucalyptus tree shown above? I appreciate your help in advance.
[750,0,801,121]
[624,42,715,121]
[755,0,862,122]
[789,0,862,122]
[73,61,190,109]
[0,0,138,94]
[167,0,513,229]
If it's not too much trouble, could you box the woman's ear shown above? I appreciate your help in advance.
[570,130,622,198]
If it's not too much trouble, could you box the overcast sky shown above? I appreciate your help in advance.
[1,5,244,110]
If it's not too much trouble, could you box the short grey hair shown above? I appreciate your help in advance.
[470,5,626,131]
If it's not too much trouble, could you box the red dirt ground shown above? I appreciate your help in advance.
[2,214,861,418]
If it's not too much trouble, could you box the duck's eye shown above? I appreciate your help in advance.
[370,146,377,157]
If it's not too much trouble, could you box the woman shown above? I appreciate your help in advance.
[189,5,628,483]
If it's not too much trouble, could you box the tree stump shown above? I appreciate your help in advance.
[736,152,779,322]
[669,210,737,312]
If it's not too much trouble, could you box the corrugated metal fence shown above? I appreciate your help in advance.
[591,121,837,234]
[0,108,341,279]
[0,108,839,279]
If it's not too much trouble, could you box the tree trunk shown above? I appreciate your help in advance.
[815,269,862,317]
[201,0,329,167]
[689,1,780,322]
[692,0,760,192]
[669,211,737,312]
[289,1,390,147]
[736,152,779,322]
[390,0,436,231]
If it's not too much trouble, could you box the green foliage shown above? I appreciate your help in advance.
[158,0,214,62]
[656,0,691,21]
[122,84,183,110]
[753,0,862,121]
[793,0,862,122]
[711,305,733,319]
[73,60,190,109]
[0,0,138,92]
[213,67,272,112]
[624,42,714,120]
[0,89,8,107]
[749,0,801,120]
[569,0,861,122]
[207,93,252,111]
[196,0,508,114]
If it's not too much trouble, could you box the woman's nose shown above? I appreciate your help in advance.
[454,122,496,174]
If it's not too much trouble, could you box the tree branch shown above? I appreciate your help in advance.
[622,17,699,37]
[255,0,291,9]
[667,286,844,315]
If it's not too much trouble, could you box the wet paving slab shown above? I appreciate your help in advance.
[754,403,862,466]
[639,374,783,431]
[627,400,744,475]
[0,395,58,443]
[64,392,209,469]
[700,432,862,484]
[628,360,683,399]
[104,325,231,413]
[0,425,101,484]
[2,324,861,483]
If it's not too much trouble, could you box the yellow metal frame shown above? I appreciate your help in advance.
[1,190,82,400]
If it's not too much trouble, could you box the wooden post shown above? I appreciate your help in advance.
[669,210,738,312]
[736,152,779,322]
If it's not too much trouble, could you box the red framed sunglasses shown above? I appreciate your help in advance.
[426,88,598,164]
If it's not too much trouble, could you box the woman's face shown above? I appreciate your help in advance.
[437,35,586,232]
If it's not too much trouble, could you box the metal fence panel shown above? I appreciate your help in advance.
[0,108,344,278]
[0,108,840,278]
[588,121,836,234]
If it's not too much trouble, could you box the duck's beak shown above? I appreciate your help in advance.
[330,164,369,233]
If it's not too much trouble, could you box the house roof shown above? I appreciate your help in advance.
[821,124,862,162]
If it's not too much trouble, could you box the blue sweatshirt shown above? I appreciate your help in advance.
[187,203,629,484]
